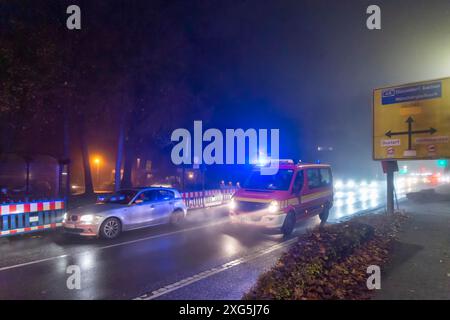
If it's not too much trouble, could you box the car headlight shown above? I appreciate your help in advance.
[229,198,237,210]
[62,212,68,221]
[80,214,95,223]
[268,200,279,213]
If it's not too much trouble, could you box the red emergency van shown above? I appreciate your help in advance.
[229,160,333,236]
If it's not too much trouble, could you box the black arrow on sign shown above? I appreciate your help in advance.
[385,116,437,150]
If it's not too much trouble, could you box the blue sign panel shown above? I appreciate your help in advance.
[381,81,442,105]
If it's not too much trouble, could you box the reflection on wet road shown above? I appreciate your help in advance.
[330,178,432,220]
[0,179,441,299]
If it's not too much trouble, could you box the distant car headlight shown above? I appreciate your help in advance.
[229,198,237,210]
[80,214,95,223]
[334,180,344,189]
[268,200,279,213]
[346,180,356,189]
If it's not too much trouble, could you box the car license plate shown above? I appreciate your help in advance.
[29,216,39,223]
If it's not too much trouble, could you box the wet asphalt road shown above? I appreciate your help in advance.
[0,180,428,299]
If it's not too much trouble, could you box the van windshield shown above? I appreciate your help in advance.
[243,169,294,191]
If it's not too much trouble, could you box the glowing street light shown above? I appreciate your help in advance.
[93,156,102,186]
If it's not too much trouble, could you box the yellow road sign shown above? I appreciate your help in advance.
[373,77,450,160]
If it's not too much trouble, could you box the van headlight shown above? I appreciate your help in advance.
[268,200,279,213]
[229,198,237,210]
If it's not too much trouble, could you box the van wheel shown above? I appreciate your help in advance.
[170,209,185,227]
[100,217,122,239]
[281,211,296,237]
[319,206,330,224]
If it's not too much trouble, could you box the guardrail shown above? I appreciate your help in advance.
[181,188,236,209]
[0,200,65,237]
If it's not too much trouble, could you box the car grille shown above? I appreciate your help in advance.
[236,201,269,212]
[63,227,84,234]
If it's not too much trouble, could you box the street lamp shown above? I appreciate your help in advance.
[93,157,101,186]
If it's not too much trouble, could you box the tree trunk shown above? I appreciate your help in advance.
[121,140,134,188]
[114,117,126,191]
[63,111,71,199]
[79,116,94,195]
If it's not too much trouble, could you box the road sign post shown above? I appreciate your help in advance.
[382,160,398,214]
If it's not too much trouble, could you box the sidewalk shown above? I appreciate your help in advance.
[374,186,450,300]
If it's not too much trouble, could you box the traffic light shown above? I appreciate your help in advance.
[436,159,448,168]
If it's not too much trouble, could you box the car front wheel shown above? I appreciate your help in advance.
[319,206,330,224]
[281,211,296,237]
[100,217,122,239]
[170,209,185,227]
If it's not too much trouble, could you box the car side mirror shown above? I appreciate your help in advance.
[134,199,144,205]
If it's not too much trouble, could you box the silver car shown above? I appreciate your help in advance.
[62,187,187,239]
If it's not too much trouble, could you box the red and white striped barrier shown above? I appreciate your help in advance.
[181,188,237,209]
[0,223,62,236]
[0,200,64,215]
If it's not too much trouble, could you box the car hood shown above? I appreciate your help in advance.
[68,203,125,216]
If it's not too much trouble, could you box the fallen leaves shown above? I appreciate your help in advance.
[243,212,407,300]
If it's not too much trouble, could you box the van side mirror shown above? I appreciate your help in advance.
[292,185,302,195]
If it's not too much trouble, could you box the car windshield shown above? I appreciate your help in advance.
[103,190,137,204]
[243,169,294,191]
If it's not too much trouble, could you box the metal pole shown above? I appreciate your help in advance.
[201,167,205,208]
[386,166,394,214]
[24,156,32,196]
[65,162,70,205]
[58,161,63,197]
[182,167,185,192]
[25,162,30,194]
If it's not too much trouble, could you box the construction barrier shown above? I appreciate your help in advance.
[0,188,236,237]
[0,200,65,237]
[181,188,237,209]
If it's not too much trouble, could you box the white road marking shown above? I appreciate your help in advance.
[134,238,298,300]
[0,219,228,273]
[0,255,68,272]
